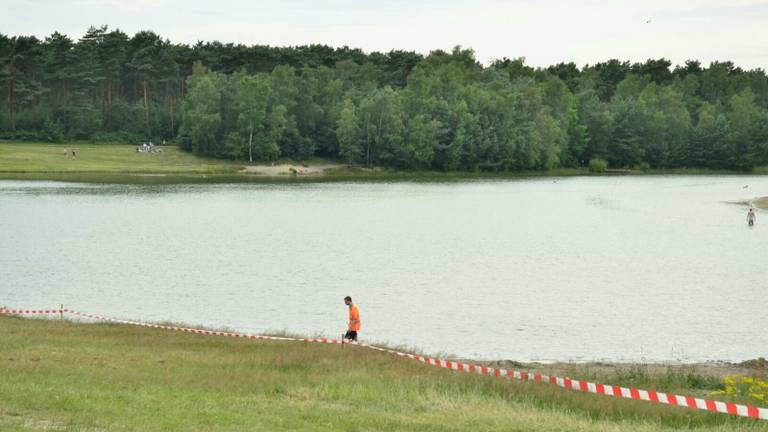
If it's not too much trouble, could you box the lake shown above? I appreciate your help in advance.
[1,176,765,362]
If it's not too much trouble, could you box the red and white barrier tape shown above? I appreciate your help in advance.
[67,310,298,342]
[0,308,67,315]
[359,344,768,420]
[2,307,766,420]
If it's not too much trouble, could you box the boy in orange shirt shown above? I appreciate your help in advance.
[344,296,361,342]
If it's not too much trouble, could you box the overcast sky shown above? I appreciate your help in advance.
[3,0,768,69]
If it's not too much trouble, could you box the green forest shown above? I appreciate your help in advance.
[2,26,768,171]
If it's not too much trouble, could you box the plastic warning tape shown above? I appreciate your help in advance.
[0,308,67,315]
[69,310,346,345]
[359,344,768,420]
[2,307,766,420]
[67,310,298,342]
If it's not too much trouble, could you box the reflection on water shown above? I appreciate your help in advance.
[1,176,766,362]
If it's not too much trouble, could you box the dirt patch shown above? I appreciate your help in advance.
[753,196,768,211]
[239,162,343,176]
[738,357,768,370]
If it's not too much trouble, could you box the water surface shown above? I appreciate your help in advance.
[1,176,765,362]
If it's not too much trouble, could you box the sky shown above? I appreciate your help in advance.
[3,0,768,69]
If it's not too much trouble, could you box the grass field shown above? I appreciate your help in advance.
[0,142,589,180]
[0,143,241,174]
[0,142,591,182]
[1,316,766,431]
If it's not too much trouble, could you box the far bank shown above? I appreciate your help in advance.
[2,142,768,184]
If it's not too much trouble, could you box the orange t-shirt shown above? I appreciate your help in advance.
[349,304,361,331]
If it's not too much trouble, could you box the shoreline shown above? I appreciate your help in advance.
[3,315,765,430]
[480,359,768,386]
[754,196,768,210]
[5,311,768,372]
[5,311,765,377]
[3,142,768,184]
[4,168,768,185]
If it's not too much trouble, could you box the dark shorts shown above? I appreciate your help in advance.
[749,220,754,226]
[344,330,358,341]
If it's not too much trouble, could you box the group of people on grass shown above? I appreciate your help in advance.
[63,147,77,159]
[137,140,165,153]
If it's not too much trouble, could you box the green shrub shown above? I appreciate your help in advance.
[635,162,651,172]
[588,158,608,173]
[684,372,723,390]
[0,129,47,141]
[91,131,146,144]
[41,118,65,143]
[221,132,245,159]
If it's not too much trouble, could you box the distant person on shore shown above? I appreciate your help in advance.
[747,208,756,226]
[71,148,77,159]
[63,147,67,158]
[344,296,360,342]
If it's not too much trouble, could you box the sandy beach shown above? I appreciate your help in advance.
[239,162,343,176]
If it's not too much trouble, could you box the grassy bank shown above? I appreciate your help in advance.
[1,316,766,431]
[0,143,241,174]
[0,142,591,182]
[2,142,768,184]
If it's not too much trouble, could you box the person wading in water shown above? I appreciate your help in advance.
[747,208,756,226]
[344,296,361,342]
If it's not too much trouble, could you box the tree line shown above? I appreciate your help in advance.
[2,26,768,170]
